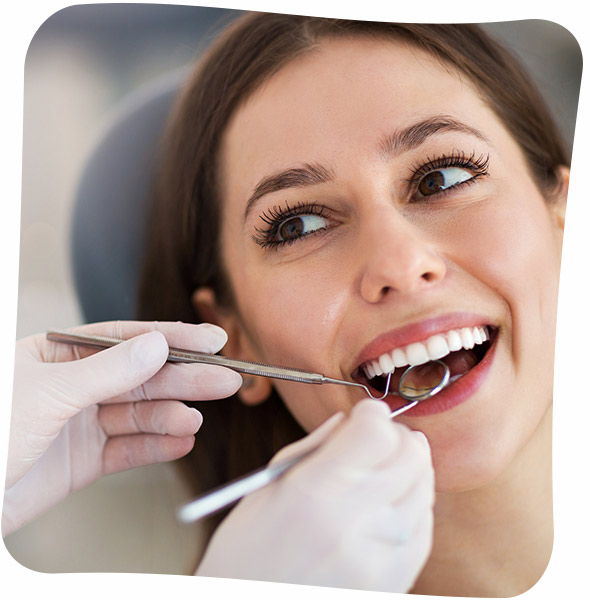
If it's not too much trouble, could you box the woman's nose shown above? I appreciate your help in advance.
[358,208,447,303]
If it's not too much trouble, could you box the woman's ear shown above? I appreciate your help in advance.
[192,287,273,406]
[552,165,569,231]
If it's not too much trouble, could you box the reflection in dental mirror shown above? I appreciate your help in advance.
[398,360,451,402]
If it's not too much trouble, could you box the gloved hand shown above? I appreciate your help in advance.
[2,321,242,537]
[197,399,434,593]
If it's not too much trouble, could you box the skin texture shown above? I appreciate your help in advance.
[195,37,566,595]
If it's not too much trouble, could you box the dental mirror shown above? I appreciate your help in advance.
[398,359,451,401]
[387,359,450,418]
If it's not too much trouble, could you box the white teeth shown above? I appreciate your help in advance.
[460,328,475,350]
[406,342,430,366]
[378,352,395,375]
[426,334,450,360]
[362,325,491,379]
[372,359,383,377]
[446,329,463,351]
[392,347,407,368]
[473,327,483,344]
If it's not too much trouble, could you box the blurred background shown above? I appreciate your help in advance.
[6,4,583,575]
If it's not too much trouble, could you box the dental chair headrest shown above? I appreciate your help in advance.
[71,69,187,323]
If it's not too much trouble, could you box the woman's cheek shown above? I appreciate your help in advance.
[446,193,559,394]
[239,268,345,366]
[448,193,558,300]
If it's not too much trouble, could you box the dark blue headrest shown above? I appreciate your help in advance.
[71,68,188,323]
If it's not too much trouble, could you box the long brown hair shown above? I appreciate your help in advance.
[138,12,569,526]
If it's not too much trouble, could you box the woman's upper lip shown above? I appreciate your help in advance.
[351,312,495,373]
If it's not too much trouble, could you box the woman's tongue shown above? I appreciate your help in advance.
[440,347,479,376]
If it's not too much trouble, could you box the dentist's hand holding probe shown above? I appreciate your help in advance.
[197,399,435,593]
[2,321,242,536]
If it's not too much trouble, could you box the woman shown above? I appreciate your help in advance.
[139,13,569,596]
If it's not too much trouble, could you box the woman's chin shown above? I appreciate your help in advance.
[430,430,531,494]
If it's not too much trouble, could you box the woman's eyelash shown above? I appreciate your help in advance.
[252,201,329,249]
[407,150,490,186]
[252,151,490,249]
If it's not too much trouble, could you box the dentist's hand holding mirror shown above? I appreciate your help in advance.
[197,400,435,592]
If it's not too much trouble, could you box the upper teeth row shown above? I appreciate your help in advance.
[363,326,490,379]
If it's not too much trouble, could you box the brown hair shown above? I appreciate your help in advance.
[138,12,569,527]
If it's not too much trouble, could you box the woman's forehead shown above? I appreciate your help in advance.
[219,37,492,188]
[234,36,473,115]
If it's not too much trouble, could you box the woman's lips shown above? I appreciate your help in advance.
[358,325,490,380]
[350,314,499,416]
[377,328,498,416]
[352,313,494,372]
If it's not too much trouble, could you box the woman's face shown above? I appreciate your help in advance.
[210,37,565,491]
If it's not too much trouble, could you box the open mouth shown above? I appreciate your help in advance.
[352,325,497,397]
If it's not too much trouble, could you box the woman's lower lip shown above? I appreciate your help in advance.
[381,334,499,417]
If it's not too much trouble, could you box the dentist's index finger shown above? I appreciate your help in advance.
[45,331,242,412]
[40,320,230,362]
[99,361,244,404]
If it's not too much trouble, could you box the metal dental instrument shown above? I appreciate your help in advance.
[397,359,451,402]
[45,330,451,523]
[47,330,395,401]
[177,361,450,524]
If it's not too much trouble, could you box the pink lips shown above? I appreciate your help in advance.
[388,332,497,416]
[352,313,498,417]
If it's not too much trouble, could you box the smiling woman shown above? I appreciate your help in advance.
[138,13,571,596]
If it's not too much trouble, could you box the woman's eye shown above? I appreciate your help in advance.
[252,202,334,249]
[417,166,473,197]
[277,214,328,241]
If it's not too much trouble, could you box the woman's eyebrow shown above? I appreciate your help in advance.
[378,115,490,157]
[244,116,489,220]
[244,163,335,221]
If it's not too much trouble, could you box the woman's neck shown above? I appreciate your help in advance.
[411,405,553,597]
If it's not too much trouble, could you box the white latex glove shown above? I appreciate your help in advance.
[197,399,434,593]
[2,321,242,536]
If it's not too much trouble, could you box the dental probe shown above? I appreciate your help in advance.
[47,330,397,401]
[176,362,450,524]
